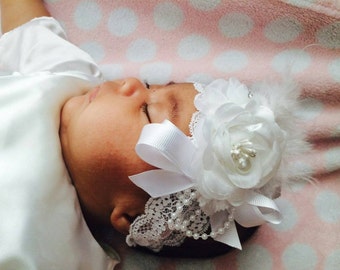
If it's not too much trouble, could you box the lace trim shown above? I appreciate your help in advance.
[127,189,209,252]
[189,82,205,141]
[189,111,200,139]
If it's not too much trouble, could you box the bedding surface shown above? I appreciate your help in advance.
[45,0,340,269]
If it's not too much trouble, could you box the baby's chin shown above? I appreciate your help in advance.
[59,95,81,150]
[60,94,85,129]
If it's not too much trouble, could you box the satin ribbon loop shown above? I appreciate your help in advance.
[234,191,282,227]
[130,120,196,197]
[135,120,196,177]
[205,191,281,249]
[130,170,194,198]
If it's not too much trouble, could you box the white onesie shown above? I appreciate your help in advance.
[0,17,117,269]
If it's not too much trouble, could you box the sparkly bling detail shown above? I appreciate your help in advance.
[127,78,312,251]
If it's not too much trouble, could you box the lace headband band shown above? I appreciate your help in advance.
[127,78,312,251]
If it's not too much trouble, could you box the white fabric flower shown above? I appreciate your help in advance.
[191,79,286,210]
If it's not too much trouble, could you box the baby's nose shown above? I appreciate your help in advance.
[118,78,144,97]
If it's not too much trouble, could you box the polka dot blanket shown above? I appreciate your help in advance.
[45,0,340,269]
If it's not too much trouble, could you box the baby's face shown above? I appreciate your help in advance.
[60,78,197,234]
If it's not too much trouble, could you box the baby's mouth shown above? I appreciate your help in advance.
[89,86,100,102]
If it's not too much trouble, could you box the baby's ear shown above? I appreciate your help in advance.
[110,207,134,235]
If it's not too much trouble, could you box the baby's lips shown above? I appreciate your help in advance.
[89,86,100,102]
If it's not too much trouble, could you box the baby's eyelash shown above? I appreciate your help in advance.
[142,103,151,123]
[144,81,150,89]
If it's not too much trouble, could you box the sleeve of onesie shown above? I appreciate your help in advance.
[0,17,102,79]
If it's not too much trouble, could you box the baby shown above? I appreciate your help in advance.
[0,0,312,268]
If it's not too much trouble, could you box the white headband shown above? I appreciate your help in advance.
[127,78,311,251]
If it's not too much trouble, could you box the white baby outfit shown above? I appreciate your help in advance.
[0,17,117,269]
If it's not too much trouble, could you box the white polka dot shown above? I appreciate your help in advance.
[213,50,248,73]
[153,2,183,31]
[270,198,298,231]
[315,190,340,223]
[140,62,173,84]
[177,35,211,60]
[189,0,221,11]
[316,22,340,49]
[264,17,303,43]
[329,58,340,82]
[237,244,272,270]
[74,1,102,30]
[295,98,323,120]
[100,64,124,80]
[272,49,311,74]
[79,41,105,62]
[108,8,138,37]
[126,39,157,63]
[282,244,318,270]
[284,0,316,8]
[219,13,253,38]
[186,73,214,84]
[324,147,340,175]
[325,249,340,270]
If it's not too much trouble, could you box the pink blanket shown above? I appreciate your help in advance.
[46,0,340,269]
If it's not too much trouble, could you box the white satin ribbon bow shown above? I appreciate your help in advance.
[129,120,282,249]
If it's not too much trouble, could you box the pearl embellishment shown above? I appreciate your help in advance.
[167,189,235,241]
[231,140,256,173]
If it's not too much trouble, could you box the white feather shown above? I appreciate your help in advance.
[250,78,314,197]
